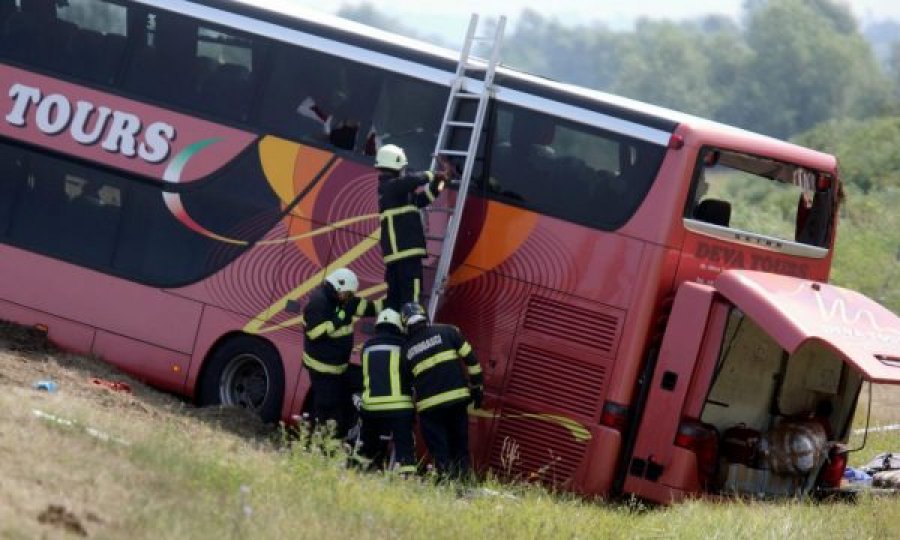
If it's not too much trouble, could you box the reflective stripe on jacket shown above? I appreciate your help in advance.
[403,323,482,411]
[301,284,381,374]
[378,170,444,264]
[361,329,414,413]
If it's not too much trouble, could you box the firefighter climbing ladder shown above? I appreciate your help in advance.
[425,13,506,321]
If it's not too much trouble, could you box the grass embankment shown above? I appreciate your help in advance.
[2,324,900,539]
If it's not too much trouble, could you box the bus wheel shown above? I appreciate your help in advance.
[198,336,285,424]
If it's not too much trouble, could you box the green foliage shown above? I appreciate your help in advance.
[501,10,622,92]
[341,0,895,141]
[612,20,723,116]
[792,117,900,313]
[726,0,891,138]
[794,117,900,193]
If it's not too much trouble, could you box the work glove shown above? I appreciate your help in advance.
[471,386,484,409]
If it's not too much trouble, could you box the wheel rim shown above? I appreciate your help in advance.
[219,353,270,412]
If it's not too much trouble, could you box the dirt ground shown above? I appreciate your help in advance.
[0,323,270,539]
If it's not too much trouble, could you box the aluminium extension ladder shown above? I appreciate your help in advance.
[424,13,506,321]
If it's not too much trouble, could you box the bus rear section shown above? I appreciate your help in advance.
[624,270,900,503]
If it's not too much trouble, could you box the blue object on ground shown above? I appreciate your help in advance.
[32,380,58,393]
[843,467,872,485]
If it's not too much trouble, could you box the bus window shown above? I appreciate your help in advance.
[0,143,27,238]
[112,149,280,287]
[8,149,124,269]
[55,0,128,85]
[686,148,836,249]
[369,74,446,170]
[259,44,381,155]
[0,140,279,287]
[0,0,77,72]
[122,9,200,110]
[487,104,666,230]
[194,26,258,122]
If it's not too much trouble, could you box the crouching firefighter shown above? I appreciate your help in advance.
[302,268,381,438]
[401,303,483,479]
[375,144,452,310]
[356,308,417,474]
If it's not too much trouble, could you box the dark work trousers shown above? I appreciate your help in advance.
[309,371,350,439]
[385,256,423,310]
[359,412,416,471]
[419,402,471,479]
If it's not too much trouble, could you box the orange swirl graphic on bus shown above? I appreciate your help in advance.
[162,136,380,247]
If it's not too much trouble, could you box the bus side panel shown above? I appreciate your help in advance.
[0,244,202,353]
[92,330,191,393]
[575,427,623,497]
[624,447,698,504]
[623,282,715,502]
[487,286,624,488]
[604,244,681,406]
[433,266,534,470]
[619,125,697,247]
[0,297,95,354]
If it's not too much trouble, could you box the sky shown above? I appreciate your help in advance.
[289,0,900,45]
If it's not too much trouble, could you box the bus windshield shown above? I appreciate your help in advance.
[686,148,837,250]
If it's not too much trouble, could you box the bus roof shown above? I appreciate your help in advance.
[167,0,836,170]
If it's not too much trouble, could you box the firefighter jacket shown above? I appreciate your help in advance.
[302,284,380,375]
[360,326,414,415]
[404,323,482,412]
[378,170,444,264]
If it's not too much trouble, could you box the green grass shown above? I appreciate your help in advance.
[5,331,900,539]
[100,418,900,540]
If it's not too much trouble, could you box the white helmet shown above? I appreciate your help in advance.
[375,308,402,330]
[325,268,358,294]
[375,144,408,171]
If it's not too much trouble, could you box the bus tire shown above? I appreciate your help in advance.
[198,335,285,424]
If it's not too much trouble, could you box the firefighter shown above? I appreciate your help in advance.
[302,268,380,438]
[357,308,417,474]
[375,144,452,310]
[400,302,483,479]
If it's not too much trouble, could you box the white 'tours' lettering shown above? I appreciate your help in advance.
[5,83,176,164]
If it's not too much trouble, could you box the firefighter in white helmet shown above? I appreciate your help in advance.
[356,308,416,474]
[375,144,454,310]
[301,267,381,437]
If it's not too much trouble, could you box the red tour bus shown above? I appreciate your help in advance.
[1,0,899,502]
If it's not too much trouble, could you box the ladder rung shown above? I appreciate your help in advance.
[447,121,475,128]
[452,92,481,100]
[425,234,445,241]
[427,206,454,213]
[437,149,468,157]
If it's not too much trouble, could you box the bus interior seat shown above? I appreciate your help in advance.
[694,198,731,227]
